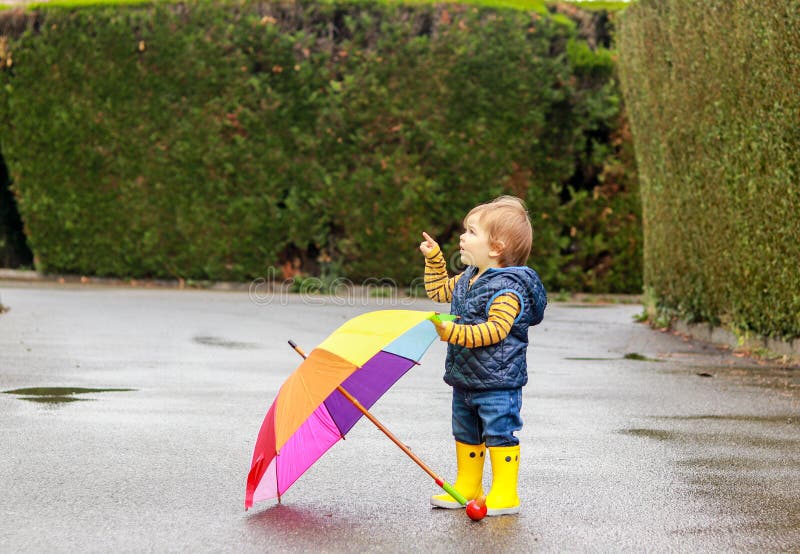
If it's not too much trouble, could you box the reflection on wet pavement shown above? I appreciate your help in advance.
[192,335,260,349]
[621,412,800,545]
[3,387,135,404]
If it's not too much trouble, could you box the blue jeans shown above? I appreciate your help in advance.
[451,387,523,447]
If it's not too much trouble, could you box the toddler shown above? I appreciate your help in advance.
[419,195,546,515]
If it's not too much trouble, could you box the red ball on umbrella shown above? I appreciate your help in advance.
[466,496,487,521]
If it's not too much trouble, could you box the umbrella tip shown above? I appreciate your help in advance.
[288,340,308,359]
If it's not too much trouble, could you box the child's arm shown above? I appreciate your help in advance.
[420,232,461,303]
[435,293,521,347]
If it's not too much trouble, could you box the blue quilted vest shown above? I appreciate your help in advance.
[444,265,546,391]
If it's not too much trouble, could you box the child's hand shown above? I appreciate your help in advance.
[419,232,439,257]
[433,318,454,342]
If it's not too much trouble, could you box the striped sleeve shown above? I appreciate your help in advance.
[424,245,460,303]
[436,293,521,347]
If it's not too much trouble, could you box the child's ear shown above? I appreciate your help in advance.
[489,240,505,259]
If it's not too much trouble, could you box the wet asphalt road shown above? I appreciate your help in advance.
[1,282,798,552]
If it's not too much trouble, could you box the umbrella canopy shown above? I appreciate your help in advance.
[245,310,444,509]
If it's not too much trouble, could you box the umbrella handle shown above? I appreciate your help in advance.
[287,340,468,506]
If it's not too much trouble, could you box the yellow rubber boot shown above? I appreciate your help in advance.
[430,441,485,509]
[485,445,521,516]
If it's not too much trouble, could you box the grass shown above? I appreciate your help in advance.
[26,0,154,7]
[564,1,631,12]
[382,0,547,13]
[9,0,629,13]
[14,0,538,10]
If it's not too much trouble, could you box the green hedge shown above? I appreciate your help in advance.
[618,0,800,339]
[1,0,640,291]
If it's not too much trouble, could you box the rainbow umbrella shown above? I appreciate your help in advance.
[245,309,465,510]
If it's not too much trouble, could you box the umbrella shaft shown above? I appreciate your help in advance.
[335,385,441,482]
[288,340,447,489]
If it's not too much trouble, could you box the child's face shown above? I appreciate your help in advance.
[459,214,500,271]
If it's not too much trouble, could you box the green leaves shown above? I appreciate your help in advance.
[0,1,638,292]
[618,0,800,339]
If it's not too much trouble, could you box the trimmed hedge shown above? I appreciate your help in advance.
[1,0,640,291]
[618,0,800,339]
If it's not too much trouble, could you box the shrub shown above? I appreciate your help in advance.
[618,0,800,338]
[0,0,640,291]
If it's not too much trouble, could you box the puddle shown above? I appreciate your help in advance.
[656,414,798,425]
[562,353,663,362]
[3,387,136,405]
[623,352,663,362]
[619,428,675,441]
[193,335,259,349]
[19,396,88,404]
[619,426,800,450]
[621,415,800,541]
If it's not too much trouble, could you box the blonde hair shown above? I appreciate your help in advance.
[464,195,532,267]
